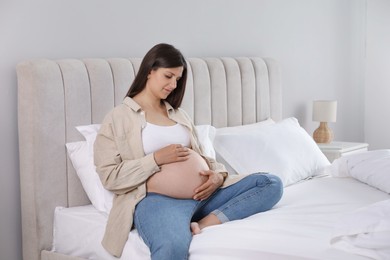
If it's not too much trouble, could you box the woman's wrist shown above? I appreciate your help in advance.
[219,172,228,184]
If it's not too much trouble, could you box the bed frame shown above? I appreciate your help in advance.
[17,57,281,260]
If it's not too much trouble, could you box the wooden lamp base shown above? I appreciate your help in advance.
[313,122,333,143]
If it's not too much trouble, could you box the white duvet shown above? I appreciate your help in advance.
[326,150,390,259]
[327,149,390,194]
[331,199,390,260]
[52,177,390,260]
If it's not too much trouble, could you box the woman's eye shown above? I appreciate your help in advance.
[165,75,172,79]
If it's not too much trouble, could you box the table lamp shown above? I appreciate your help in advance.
[312,100,337,143]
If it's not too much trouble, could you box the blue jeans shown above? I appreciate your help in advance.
[134,173,283,260]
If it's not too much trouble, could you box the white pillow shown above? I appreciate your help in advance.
[76,124,100,143]
[214,119,276,175]
[195,124,217,159]
[66,141,113,213]
[216,118,275,135]
[213,117,330,186]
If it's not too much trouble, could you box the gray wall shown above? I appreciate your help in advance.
[365,0,390,149]
[1,0,388,259]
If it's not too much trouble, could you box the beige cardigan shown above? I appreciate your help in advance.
[94,97,240,257]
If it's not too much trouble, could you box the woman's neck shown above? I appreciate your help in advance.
[133,92,164,112]
[133,93,173,125]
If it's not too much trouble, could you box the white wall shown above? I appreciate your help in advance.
[365,0,390,150]
[0,0,377,259]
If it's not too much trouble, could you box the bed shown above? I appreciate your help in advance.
[17,57,390,260]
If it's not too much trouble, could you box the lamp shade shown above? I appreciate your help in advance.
[312,100,337,122]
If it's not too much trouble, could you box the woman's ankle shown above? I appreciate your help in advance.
[191,214,222,235]
[198,213,221,230]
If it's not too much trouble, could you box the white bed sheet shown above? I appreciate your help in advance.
[52,177,390,260]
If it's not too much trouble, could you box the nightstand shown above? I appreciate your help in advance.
[317,141,369,162]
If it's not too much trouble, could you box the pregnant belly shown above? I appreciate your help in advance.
[146,150,209,199]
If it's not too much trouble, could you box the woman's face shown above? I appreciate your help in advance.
[146,66,184,100]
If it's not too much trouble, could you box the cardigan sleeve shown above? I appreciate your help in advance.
[94,114,160,195]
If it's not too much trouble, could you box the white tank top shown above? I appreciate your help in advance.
[142,122,191,155]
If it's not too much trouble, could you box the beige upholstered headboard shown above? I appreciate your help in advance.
[17,57,281,260]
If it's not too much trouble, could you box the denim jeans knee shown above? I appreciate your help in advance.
[195,173,283,224]
[262,173,284,208]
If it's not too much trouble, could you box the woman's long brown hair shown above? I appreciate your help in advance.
[126,43,188,109]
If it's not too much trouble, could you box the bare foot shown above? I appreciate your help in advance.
[191,214,222,235]
[190,222,201,235]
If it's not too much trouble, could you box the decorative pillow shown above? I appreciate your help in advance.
[213,117,330,186]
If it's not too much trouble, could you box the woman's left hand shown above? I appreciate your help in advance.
[193,170,223,201]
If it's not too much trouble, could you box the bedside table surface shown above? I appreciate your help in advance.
[317,141,369,152]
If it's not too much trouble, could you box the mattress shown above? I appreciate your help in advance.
[52,176,390,260]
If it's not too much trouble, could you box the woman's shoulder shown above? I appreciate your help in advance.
[104,98,139,120]
[167,104,189,119]
[100,98,140,135]
[168,107,193,127]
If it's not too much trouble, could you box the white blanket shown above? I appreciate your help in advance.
[331,199,390,260]
[52,177,390,260]
[327,149,390,193]
[326,150,390,259]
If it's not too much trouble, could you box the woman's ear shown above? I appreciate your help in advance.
[147,69,155,79]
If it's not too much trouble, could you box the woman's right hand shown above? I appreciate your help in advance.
[154,144,190,166]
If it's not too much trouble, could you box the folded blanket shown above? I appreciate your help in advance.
[326,150,390,193]
[330,199,390,260]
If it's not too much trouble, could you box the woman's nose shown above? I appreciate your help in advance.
[171,78,177,88]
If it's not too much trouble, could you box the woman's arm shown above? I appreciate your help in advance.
[94,122,160,195]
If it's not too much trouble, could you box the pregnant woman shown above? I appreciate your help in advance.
[94,43,283,259]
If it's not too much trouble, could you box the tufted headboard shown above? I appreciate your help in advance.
[17,57,281,260]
